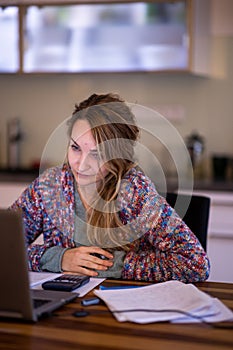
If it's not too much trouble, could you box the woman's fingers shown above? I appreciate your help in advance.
[85,246,114,260]
[61,246,114,274]
[89,254,113,268]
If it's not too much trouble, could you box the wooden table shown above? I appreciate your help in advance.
[0,280,232,350]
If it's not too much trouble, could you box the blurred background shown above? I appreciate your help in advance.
[0,0,232,182]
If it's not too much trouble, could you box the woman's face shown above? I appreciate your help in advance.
[68,119,109,187]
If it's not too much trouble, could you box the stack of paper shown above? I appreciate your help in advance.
[94,280,233,324]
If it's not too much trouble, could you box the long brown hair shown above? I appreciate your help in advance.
[67,93,140,248]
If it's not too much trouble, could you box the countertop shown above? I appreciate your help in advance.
[0,168,232,192]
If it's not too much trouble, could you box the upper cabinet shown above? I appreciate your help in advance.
[0,0,211,74]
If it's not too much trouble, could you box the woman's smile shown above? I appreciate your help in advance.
[76,171,96,178]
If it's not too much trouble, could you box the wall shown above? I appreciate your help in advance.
[0,2,233,177]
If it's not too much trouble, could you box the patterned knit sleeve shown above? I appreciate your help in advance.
[10,167,75,272]
[119,170,210,283]
[10,178,50,271]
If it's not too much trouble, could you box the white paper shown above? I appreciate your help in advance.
[29,271,105,297]
[94,280,233,324]
[73,278,105,297]
[172,298,233,323]
[29,271,62,287]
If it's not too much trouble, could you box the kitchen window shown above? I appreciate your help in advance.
[0,1,189,73]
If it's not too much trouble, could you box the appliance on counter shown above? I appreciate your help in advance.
[7,118,23,170]
[185,131,205,179]
[212,154,232,181]
[185,131,205,167]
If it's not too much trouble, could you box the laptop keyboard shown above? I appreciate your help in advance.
[33,298,50,309]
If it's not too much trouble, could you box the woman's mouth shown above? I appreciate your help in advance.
[76,172,95,178]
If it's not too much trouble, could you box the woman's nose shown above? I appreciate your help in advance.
[77,154,89,171]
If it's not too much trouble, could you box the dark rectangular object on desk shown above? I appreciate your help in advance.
[42,275,90,292]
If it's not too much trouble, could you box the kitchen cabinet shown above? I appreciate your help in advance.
[0,182,28,208]
[193,190,233,283]
[0,0,211,75]
[0,181,44,244]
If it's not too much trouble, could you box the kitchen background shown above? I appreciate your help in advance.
[0,0,232,282]
[0,0,232,181]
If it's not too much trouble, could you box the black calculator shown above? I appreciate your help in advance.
[42,274,90,292]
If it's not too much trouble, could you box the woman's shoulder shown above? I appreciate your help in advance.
[38,165,63,178]
[32,164,73,190]
[119,167,158,203]
[122,167,157,191]
[30,164,74,206]
[37,164,70,179]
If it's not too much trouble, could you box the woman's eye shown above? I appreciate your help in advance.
[91,153,99,159]
[71,144,80,151]
[91,152,101,161]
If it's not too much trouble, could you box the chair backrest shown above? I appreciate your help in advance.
[164,192,210,251]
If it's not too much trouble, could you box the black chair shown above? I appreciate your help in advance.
[164,192,210,251]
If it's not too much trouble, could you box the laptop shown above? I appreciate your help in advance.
[0,209,77,322]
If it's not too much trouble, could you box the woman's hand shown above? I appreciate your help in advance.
[61,246,114,276]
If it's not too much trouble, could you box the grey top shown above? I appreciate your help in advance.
[40,188,125,277]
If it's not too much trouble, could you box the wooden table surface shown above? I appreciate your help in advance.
[0,280,232,350]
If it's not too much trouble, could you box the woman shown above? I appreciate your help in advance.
[11,93,210,282]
